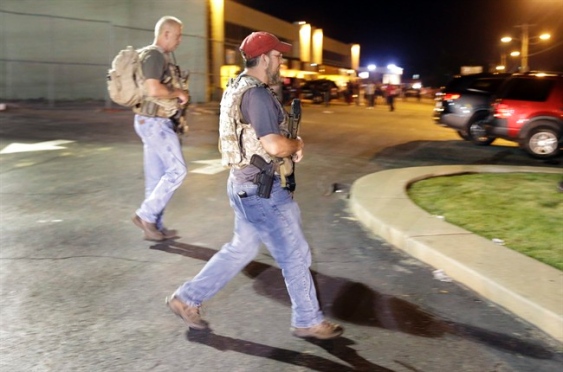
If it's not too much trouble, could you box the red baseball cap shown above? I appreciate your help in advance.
[240,31,292,59]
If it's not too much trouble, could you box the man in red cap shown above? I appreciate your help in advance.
[166,31,343,340]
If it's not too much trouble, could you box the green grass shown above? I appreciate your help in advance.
[407,173,563,271]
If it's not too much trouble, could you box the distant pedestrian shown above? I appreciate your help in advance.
[365,81,376,108]
[386,84,396,111]
[345,81,354,104]
[353,81,361,105]
[375,84,383,105]
[323,90,330,106]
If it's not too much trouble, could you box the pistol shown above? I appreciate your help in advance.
[250,154,275,198]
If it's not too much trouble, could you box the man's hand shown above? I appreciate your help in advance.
[292,149,303,163]
[144,79,189,105]
[177,90,189,106]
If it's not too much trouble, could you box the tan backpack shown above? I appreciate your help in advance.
[106,46,145,107]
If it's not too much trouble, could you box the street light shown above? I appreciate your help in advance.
[501,24,551,72]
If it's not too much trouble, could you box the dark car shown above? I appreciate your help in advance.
[482,71,563,159]
[300,79,340,104]
[433,72,511,143]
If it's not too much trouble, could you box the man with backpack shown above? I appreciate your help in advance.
[131,16,189,241]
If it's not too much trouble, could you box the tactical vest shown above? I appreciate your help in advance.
[218,75,290,170]
[133,45,184,118]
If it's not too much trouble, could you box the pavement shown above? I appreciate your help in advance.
[6,99,562,349]
[191,101,563,344]
[349,164,563,344]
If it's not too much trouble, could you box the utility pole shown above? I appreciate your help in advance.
[500,51,507,69]
[517,24,531,72]
[502,23,551,73]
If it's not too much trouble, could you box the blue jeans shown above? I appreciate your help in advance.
[134,115,187,229]
[175,175,324,328]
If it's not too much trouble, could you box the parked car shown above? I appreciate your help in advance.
[300,79,340,104]
[482,71,563,159]
[403,82,422,98]
[281,77,303,105]
[433,72,512,143]
[403,88,421,98]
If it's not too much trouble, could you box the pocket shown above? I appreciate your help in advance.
[238,196,266,225]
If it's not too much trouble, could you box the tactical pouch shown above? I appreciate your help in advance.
[278,157,294,189]
[134,100,174,118]
[136,100,159,117]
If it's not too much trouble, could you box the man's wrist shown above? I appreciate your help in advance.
[295,137,304,151]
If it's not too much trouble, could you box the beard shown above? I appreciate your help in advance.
[266,61,281,85]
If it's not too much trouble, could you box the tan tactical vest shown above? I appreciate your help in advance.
[133,46,184,118]
[218,75,291,171]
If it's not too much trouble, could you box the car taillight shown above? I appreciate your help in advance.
[443,93,460,100]
[493,103,514,118]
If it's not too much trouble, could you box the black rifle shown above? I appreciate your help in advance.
[284,98,301,192]
[170,53,190,134]
[250,154,275,198]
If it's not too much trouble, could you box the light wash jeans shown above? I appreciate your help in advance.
[134,115,187,230]
[175,175,324,328]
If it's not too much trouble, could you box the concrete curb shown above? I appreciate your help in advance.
[349,165,563,344]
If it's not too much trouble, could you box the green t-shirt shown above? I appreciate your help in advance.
[141,48,166,81]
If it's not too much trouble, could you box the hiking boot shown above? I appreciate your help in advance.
[143,228,178,241]
[291,320,343,340]
[165,295,209,330]
[132,215,164,241]
[160,228,179,239]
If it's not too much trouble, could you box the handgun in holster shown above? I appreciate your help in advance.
[250,154,275,198]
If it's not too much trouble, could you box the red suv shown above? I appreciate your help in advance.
[483,72,563,159]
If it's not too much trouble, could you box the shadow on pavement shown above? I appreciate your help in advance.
[186,330,392,372]
[151,241,555,362]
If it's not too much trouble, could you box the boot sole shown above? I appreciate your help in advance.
[291,325,343,340]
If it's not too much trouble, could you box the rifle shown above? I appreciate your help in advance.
[250,154,275,198]
[284,98,301,192]
[170,52,190,135]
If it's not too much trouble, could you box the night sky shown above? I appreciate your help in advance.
[232,0,563,86]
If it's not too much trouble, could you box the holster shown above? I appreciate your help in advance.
[250,154,275,198]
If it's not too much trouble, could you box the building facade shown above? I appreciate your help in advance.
[0,0,360,104]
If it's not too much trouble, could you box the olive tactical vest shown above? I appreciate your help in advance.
[133,46,184,118]
[218,75,290,170]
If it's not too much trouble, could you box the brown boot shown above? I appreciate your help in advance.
[143,228,178,241]
[132,215,164,241]
[160,228,179,239]
[291,320,343,339]
[166,295,209,330]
